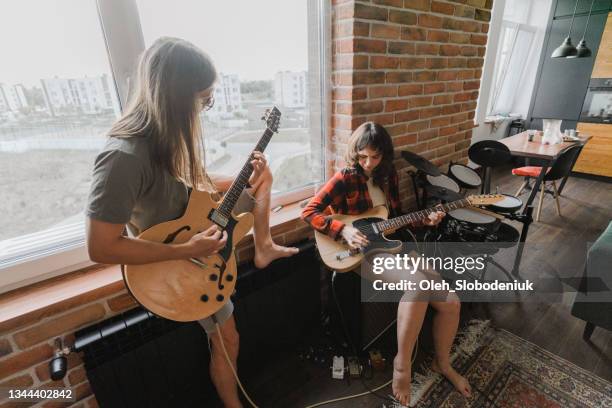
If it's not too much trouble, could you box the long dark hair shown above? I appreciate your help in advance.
[108,37,217,190]
[345,122,395,188]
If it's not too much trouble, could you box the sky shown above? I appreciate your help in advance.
[1,0,308,88]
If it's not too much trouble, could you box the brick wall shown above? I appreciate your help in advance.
[331,0,492,209]
[0,220,312,408]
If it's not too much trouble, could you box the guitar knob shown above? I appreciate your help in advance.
[201,294,209,302]
[226,275,234,282]
[209,274,218,281]
[216,294,224,302]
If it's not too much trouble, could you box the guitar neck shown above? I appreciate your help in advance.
[216,128,274,218]
[374,198,471,233]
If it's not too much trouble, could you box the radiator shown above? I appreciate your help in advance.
[75,240,320,408]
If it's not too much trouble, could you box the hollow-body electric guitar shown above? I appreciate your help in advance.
[122,107,281,322]
[314,194,504,272]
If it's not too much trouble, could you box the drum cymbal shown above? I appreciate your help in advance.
[425,185,462,202]
[401,150,441,176]
[468,141,511,167]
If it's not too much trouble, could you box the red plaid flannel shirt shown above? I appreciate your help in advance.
[301,166,402,240]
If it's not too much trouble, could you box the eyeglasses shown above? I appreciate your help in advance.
[200,95,215,111]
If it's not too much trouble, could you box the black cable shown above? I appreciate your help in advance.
[330,271,396,404]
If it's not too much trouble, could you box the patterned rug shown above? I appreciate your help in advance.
[410,321,612,408]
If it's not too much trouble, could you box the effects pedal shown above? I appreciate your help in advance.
[347,356,361,379]
[332,355,345,380]
[369,349,386,371]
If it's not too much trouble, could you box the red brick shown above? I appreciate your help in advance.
[434,94,453,104]
[353,100,385,115]
[394,133,418,145]
[404,0,431,11]
[354,39,387,53]
[418,129,439,141]
[461,46,478,56]
[395,110,420,122]
[333,21,353,38]
[386,72,413,83]
[431,1,455,15]
[354,71,386,85]
[423,83,445,94]
[459,120,475,131]
[367,113,396,125]
[385,123,408,136]
[373,0,403,6]
[481,23,490,33]
[471,34,488,45]
[457,69,475,79]
[431,116,451,127]
[68,366,87,386]
[335,39,353,54]
[446,81,463,91]
[354,3,389,21]
[407,120,430,132]
[389,10,418,25]
[0,343,53,380]
[400,57,426,69]
[414,71,436,81]
[371,56,400,69]
[371,24,401,39]
[467,58,484,68]
[425,57,447,69]
[463,80,480,90]
[475,9,491,22]
[335,102,351,115]
[385,99,410,112]
[449,32,471,44]
[454,4,475,18]
[440,44,461,56]
[418,14,443,28]
[420,106,442,118]
[429,137,449,149]
[14,304,106,349]
[388,41,416,54]
[439,125,459,136]
[398,84,424,96]
[462,21,481,32]
[410,96,433,107]
[449,58,467,68]
[415,43,439,55]
[442,104,461,114]
[335,3,354,20]
[451,113,468,123]
[427,30,450,42]
[442,17,464,31]
[449,133,465,143]
[335,54,354,70]
[0,338,12,357]
[437,71,458,81]
[369,85,398,98]
[454,91,476,102]
[0,373,34,388]
[333,87,367,101]
[401,27,427,41]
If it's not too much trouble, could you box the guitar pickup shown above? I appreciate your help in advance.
[335,248,361,261]
[208,210,229,227]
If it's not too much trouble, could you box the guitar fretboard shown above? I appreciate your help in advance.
[217,128,274,218]
[374,198,471,232]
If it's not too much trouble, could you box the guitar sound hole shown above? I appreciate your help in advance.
[216,294,224,302]
[209,274,218,281]
[226,275,234,282]
[201,294,209,302]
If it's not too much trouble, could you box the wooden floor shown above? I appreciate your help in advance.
[241,170,612,408]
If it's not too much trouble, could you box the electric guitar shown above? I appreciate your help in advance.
[122,107,281,322]
[314,194,504,272]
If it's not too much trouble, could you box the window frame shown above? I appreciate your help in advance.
[0,0,330,294]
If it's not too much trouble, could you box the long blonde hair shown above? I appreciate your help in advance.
[108,37,216,190]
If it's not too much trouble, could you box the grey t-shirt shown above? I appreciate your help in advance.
[86,136,189,236]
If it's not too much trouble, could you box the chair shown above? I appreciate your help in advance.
[512,145,582,222]
[468,140,512,194]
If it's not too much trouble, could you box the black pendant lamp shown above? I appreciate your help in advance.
[568,0,595,58]
[551,0,579,58]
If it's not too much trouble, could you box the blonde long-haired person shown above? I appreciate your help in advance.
[86,37,297,408]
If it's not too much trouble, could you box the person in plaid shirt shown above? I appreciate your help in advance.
[301,122,471,405]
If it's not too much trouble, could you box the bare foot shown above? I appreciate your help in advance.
[254,242,299,269]
[392,356,412,407]
[431,359,472,398]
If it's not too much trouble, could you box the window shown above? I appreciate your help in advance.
[0,0,121,290]
[135,0,327,197]
[0,0,329,292]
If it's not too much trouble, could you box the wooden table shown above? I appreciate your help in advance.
[499,131,592,213]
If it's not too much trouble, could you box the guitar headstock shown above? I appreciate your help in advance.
[262,106,281,133]
[467,194,505,206]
